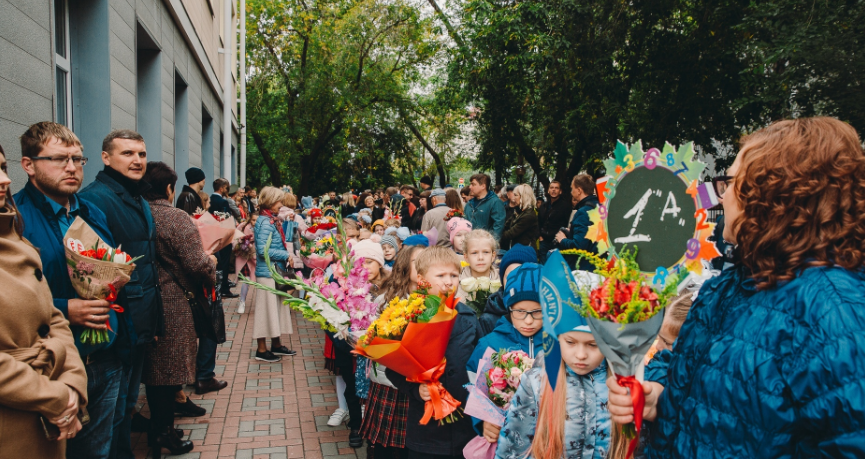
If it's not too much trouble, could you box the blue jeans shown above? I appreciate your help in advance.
[67,353,123,459]
[112,345,145,459]
[196,336,218,381]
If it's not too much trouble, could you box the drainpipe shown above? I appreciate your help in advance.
[239,0,246,188]
[221,0,233,183]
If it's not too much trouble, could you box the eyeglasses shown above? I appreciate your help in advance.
[510,309,543,320]
[712,175,733,197]
[31,155,88,167]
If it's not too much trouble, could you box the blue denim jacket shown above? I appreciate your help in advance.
[254,216,289,278]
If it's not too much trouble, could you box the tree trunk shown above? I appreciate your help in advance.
[250,129,283,186]
[402,114,447,187]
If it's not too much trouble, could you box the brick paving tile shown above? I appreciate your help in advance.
[132,280,364,458]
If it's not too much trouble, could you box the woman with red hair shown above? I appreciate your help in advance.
[608,117,865,458]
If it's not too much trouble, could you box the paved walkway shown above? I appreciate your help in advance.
[132,281,366,459]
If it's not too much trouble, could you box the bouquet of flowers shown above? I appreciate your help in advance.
[486,350,534,409]
[240,234,351,338]
[443,208,464,221]
[192,210,237,255]
[233,233,255,259]
[304,222,338,239]
[459,276,502,316]
[64,217,142,345]
[355,285,462,425]
[463,349,535,459]
[300,234,336,271]
[569,248,678,458]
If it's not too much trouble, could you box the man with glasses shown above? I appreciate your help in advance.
[79,129,164,459]
[14,122,128,459]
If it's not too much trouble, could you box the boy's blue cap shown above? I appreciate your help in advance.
[504,263,541,309]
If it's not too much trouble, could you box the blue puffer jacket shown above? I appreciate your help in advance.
[496,363,610,459]
[467,315,541,435]
[254,215,289,278]
[644,265,865,458]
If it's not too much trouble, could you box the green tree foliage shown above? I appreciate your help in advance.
[446,0,865,185]
[245,0,443,194]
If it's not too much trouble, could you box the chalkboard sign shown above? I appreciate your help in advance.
[583,141,721,286]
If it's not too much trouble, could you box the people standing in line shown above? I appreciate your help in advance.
[421,188,452,247]
[0,142,89,458]
[209,178,240,299]
[556,174,599,271]
[176,167,206,215]
[142,162,217,458]
[500,184,539,251]
[536,180,572,263]
[78,130,164,459]
[253,186,296,363]
[13,122,127,459]
[465,173,507,241]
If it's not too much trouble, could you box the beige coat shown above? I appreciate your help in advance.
[0,208,88,459]
[420,204,452,247]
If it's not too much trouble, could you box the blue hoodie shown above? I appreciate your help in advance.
[466,315,541,435]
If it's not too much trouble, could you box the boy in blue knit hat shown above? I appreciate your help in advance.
[467,263,545,445]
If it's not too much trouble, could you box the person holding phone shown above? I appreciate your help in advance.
[0,142,88,458]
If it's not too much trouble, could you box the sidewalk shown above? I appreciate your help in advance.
[132,283,366,459]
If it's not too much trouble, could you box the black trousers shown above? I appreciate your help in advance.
[144,384,181,432]
[217,245,232,293]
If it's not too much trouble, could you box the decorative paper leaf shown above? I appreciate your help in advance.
[585,207,609,254]
[684,225,722,274]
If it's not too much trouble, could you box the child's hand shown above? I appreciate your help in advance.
[482,421,501,443]
[607,377,663,424]
[418,383,431,401]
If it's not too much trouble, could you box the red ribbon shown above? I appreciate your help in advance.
[103,284,124,332]
[407,359,461,425]
[617,375,645,459]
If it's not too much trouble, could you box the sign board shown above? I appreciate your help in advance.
[587,141,720,286]
[458,178,465,185]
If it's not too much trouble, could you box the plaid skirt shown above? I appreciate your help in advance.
[359,382,408,447]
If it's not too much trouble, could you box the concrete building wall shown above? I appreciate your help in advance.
[0,0,56,189]
[0,0,239,192]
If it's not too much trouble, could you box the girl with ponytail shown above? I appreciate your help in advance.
[495,326,610,459]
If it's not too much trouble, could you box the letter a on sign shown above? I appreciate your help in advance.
[660,192,681,222]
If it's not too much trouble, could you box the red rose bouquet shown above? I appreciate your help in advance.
[64,218,142,345]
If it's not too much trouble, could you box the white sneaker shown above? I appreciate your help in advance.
[327,408,349,426]
[237,301,245,314]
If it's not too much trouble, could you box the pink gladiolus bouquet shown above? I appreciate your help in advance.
[485,350,534,409]
[315,255,379,334]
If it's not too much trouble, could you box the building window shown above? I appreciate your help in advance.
[54,0,72,126]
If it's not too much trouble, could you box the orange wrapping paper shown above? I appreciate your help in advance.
[355,297,461,423]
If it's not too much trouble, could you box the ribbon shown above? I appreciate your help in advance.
[407,359,462,424]
[617,374,645,459]
[103,284,124,332]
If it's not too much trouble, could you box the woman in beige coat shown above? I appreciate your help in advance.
[0,145,88,458]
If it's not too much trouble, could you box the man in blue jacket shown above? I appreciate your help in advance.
[15,122,130,459]
[79,129,164,459]
[465,173,507,241]
[556,174,599,271]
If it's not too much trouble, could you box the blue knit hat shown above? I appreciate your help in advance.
[500,244,538,284]
[504,263,542,309]
[403,234,429,247]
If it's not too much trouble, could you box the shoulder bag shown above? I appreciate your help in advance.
[156,255,226,343]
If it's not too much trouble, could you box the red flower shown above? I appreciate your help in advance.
[96,248,108,260]
[80,249,98,259]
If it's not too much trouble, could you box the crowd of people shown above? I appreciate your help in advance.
[0,116,863,459]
